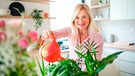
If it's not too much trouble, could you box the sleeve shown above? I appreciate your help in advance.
[53,27,71,38]
[93,32,104,60]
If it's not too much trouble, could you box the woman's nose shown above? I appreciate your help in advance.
[78,18,83,24]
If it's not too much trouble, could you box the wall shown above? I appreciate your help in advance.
[50,0,82,30]
[98,19,135,43]
[0,0,50,35]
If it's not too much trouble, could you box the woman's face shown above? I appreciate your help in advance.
[74,9,90,30]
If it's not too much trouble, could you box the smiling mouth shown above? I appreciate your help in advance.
[79,23,85,26]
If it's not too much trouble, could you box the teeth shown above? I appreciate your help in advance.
[80,24,85,26]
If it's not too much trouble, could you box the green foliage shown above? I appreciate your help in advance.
[31,9,43,30]
[37,58,46,76]
[0,14,38,76]
[0,44,38,76]
[99,0,102,3]
[37,40,123,76]
[37,58,82,76]
[75,40,123,76]
[0,61,4,64]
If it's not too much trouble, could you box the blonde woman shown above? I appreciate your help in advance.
[42,3,103,70]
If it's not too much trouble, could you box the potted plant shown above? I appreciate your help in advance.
[0,20,38,76]
[37,40,123,76]
[99,0,102,5]
[31,9,43,30]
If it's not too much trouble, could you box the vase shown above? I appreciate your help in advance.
[99,2,102,5]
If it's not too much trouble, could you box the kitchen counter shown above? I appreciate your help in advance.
[104,43,135,51]
[28,42,135,56]
[28,43,135,56]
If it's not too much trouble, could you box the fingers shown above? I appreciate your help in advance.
[42,30,48,39]
[48,30,54,39]
[42,30,50,39]
[42,30,54,40]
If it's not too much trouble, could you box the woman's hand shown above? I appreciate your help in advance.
[42,30,55,40]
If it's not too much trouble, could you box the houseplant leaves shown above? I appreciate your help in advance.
[37,40,123,76]
[31,9,43,30]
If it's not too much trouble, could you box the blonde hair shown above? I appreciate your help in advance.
[70,3,99,43]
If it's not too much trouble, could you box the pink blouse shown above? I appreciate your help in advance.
[53,27,104,70]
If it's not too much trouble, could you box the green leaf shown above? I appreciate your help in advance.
[22,52,29,57]
[49,63,61,76]
[57,70,66,76]
[90,40,95,46]
[96,62,106,73]
[91,45,96,60]
[75,43,84,51]
[36,58,46,76]
[0,61,4,64]
[75,50,86,58]
[101,51,123,64]
[86,51,93,62]
[41,59,45,72]
[85,59,94,75]
[96,51,123,73]
[74,72,89,76]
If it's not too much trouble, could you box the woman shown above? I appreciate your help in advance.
[42,3,103,70]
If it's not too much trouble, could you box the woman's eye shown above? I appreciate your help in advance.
[76,17,79,19]
[75,16,87,20]
[83,16,86,18]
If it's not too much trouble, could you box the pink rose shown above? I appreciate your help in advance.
[18,30,24,36]
[27,31,38,42]
[0,20,6,29]
[0,32,7,42]
[18,38,29,48]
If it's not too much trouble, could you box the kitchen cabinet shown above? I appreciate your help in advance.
[100,48,120,76]
[119,51,135,76]
[90,0,110,21]
[127,0,135,19]
[100,47,135,76]
[110,0,135,20]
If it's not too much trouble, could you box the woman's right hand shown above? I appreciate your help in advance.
[42,29,55,40]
